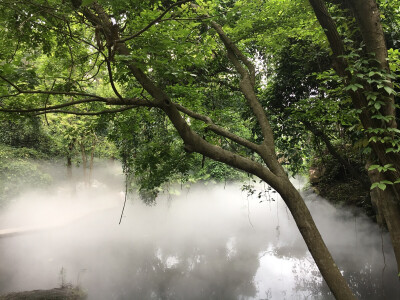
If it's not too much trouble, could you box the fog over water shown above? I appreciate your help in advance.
[0,164,399,299]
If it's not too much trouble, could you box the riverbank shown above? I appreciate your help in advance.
[308,158,375,219]
[0,286,86,300]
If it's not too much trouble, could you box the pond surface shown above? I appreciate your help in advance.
[0,176,399,299]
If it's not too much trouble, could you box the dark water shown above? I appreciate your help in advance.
[0,176,399,299]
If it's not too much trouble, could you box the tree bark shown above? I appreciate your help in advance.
[368,161,400,272]
[67,141,74,181]
[308,0,400,275]
[345,0,400,273]
[277,177,357,299]
[79,141,88,186]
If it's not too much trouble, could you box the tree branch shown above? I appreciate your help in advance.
[105,56,123,99]
[210,21,255,85]
[117,0,192,43]
[0,75,109,100]
[307,0,348,76]
[0,97,155,113]
[34,105,137,116]
[209,22,274,141]
[208,21,282,174]
[175,103,261,153]
[80,1,281,187]
[0,98,105,113]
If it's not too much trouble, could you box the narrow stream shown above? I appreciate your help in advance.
[0,174,399,299]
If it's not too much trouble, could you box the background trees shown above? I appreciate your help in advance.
[0,0,399,298]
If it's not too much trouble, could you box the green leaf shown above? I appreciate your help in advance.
[371,182,382,190]
[378,183,387,190]
[383,86,395,95]
[366,93,377,101]
[383,164,395,171]
[368,165,380,171]
[386,148,396,153]
[345,84,362,92]
[380,180,393,185]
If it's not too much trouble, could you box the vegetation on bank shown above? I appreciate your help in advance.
[309,155,374,217]
[0,144,52,206]
[0,286,86,300]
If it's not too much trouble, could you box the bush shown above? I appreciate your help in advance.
[0,144,52,206]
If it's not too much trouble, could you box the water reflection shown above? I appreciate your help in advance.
[0,181,399,299]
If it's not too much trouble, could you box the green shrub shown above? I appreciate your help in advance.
[0,144,52,206]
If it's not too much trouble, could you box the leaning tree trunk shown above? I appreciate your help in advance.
[270,173,357,299]
[82,3,356,298]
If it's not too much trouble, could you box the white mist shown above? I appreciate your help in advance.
[0,167,398,299]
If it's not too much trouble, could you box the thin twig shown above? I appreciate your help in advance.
[117,0,192,43]
[119,174,129,224]
[247,196,254,228]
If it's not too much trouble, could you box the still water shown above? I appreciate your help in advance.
[0,175,399,299]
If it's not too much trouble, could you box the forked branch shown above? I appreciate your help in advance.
[208,21,280,174]
[175,103,261,153]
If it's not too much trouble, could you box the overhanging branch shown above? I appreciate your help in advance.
[175,103,261,153]
[34,105,137,116]
[0,75,108,100]
[81,1,281,185]
[0,99,104,113]
[0,96,156,113]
